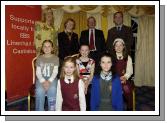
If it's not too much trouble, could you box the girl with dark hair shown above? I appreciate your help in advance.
[112,38,133,111]
[90,52,124,111]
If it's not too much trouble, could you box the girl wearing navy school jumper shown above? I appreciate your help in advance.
[90,52,123,111]
[56,56,86,111]
[35,40,59,111]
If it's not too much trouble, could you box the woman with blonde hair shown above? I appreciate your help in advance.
[34,8,58,56]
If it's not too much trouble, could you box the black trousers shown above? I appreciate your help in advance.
[85,84,92,111]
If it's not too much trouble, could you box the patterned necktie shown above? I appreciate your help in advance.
[89,29,95,50]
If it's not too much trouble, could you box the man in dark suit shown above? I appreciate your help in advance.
[106,12,133,111]
[106,11,133,55]
[80,16,106,67]
[80,16,106,111]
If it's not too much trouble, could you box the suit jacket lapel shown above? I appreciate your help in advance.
[121,25,126,31]
[86,30,89,44]
[94,29,97,46]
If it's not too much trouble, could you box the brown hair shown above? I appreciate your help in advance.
[113,11,123,18]
[64,18,76,30]
[113,40,128,60]
[42,8,54,27]
[78,44,90,58]
[60,56,79,80]
[87,16,96,26]
[87,16,96,23]
[40,40,55,55]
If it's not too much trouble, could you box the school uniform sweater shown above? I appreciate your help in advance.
[90,74,124,111]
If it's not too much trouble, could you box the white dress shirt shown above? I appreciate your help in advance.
[116,24,123,31]
[56,75,86,111]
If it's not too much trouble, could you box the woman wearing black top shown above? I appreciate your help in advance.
[58,18,79,61]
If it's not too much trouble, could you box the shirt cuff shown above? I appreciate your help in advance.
[48,78,54,83]
[124,74,130,80]
[39,78,45,83]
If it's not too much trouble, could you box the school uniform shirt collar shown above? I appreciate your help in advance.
[64,75,74,84]
[100,71,112,81]
[116,52,123,60]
